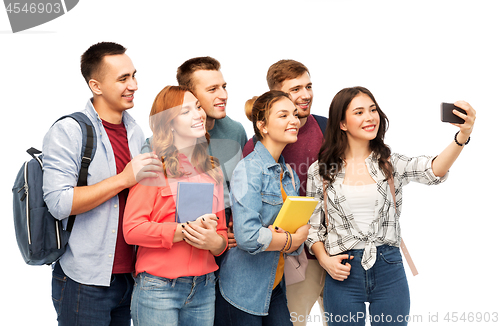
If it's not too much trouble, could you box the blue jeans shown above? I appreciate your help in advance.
[215,281,292,326]
[323,245,410,326]
[131,272,216,326]
[52,262,133,326]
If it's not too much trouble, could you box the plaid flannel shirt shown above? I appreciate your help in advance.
[306,152,448,270]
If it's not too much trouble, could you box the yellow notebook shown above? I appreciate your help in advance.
[273,196,319,233]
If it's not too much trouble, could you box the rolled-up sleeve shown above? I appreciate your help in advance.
[42,119,82,220]
[230,160,272,255]
[392,153,449,187]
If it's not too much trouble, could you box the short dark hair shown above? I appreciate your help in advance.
[80,42,127,84]
[266,59,310,90]
[176,56,221,92]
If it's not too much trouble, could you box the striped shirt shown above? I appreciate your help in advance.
[306,152,448,270]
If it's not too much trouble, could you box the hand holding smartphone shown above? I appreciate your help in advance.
[441,102,467,124]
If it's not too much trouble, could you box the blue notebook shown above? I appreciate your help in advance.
[175,182,214,223]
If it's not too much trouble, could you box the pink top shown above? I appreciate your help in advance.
[123,154,227,279]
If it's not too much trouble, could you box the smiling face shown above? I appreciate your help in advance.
[191,69,227,120]
[260,97,300,147]
[279,72,313,119]
[92,54,138,115]
[340,93,380,143]
[171,92,207,144]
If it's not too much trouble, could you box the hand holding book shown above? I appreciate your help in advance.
[182,214,226,256]
[263,196,318,253]
[272,196,319,233]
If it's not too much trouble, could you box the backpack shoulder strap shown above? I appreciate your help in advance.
[55,112,97,186]
[285,164,296,191]
[53,112,97,232]
[311,114,328,135]
[388,177,418,276]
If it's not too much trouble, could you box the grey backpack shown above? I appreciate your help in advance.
[12,112,96,265]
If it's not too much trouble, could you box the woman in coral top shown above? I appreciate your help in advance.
[123,85,228,326]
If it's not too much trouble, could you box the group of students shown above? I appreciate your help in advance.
[42,42,476,326]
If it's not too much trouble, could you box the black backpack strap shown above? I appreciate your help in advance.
[54,112,96,232]
[27,147,42,158]
[311,114,328,135]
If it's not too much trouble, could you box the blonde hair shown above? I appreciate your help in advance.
[244,96,258,121]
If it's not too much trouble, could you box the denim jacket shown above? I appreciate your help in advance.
[218,141,302,316]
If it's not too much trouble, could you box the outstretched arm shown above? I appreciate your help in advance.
[432,101,476,177]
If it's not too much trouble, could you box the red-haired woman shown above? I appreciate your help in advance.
[123,86,228,326]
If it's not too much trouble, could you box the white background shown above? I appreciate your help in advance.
[1,1,499,325]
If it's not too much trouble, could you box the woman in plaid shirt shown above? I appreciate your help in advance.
[306,87,475,325]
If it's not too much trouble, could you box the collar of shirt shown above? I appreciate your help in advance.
[163,153,214,191]
[86,98,137,131]
[165,153,200,177]
[253,141,289,177]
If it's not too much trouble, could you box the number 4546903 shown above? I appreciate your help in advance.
[444,312,498,323]
[5,2,62,14]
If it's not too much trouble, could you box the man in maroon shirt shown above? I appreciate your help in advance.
[46,42,163,326]
[242,60,327,326]
[101,119,135,274]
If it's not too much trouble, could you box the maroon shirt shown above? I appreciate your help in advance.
[102,119,135,274]
[242,115,325,259]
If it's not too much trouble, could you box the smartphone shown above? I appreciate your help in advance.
[441,102,466,124]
